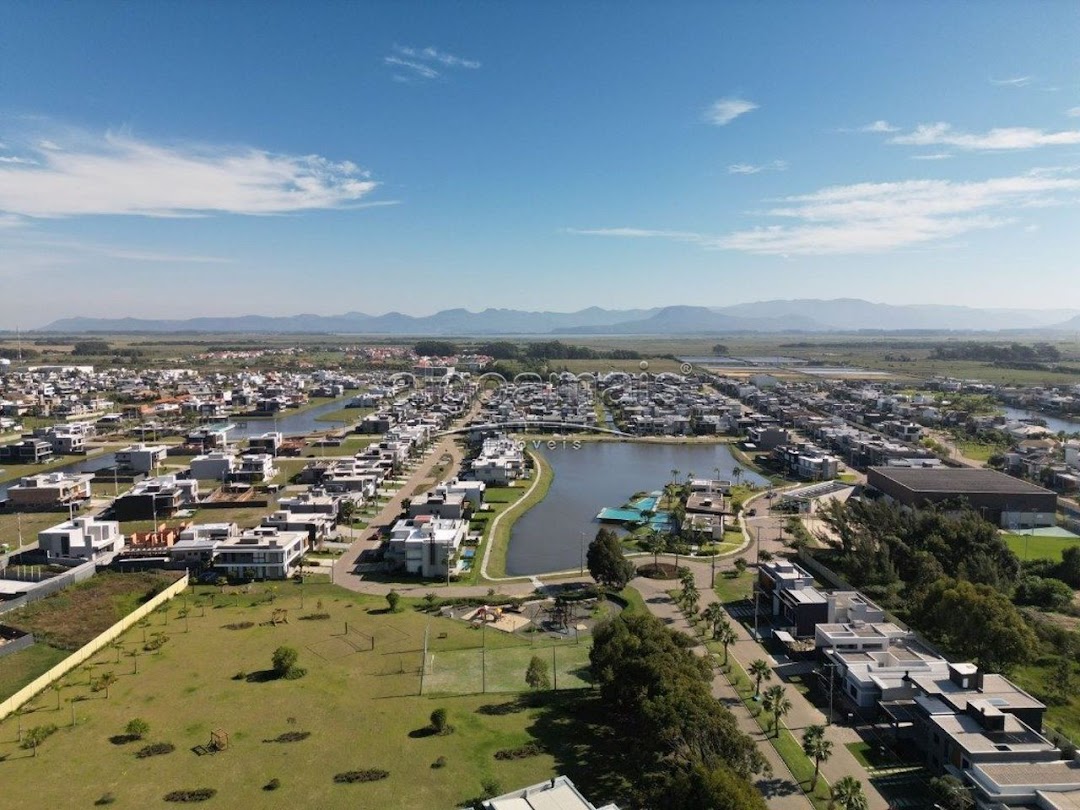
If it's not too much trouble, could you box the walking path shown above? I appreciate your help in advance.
[641,558,890,810]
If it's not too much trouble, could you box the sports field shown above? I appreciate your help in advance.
[0,582,592,809]
[1003,530,1080,561]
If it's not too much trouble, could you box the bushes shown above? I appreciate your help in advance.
[223,622,254,631]
[494,742,545,760]
[136,742,176,758]
[125,718,150,739]
[271,646,305,679]
[265,731,310,743]
[163,788,216,802]
[431,756,447,769]
[263,778,281,792]
[20,723,58,752]
[298,612,330,621]
[333,769,389,783]
[429,708,452,735]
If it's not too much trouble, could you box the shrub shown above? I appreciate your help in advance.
[298,612,330,621]
[333,769,390,783]
[263,778,281,792]
[125,718,150,739]
[94,794,117,806]
[431,755,447,769]
[223,622,254,630]
[163,788,216,802]
[232,671,247,681]
[494,742,545,760]
[271,646,299,677]
[429,708,449,734]
[265,731,310,743]
[480,777,502,798]
[20,723,58,751]
[283,667,307,680]
[136,742,176,758]
[386,591,401,613]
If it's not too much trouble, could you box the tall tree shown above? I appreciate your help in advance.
[829,776,869,810]
[762,685,791,738]
[748,659,772,698]
[718,624,739,666]
[525,655,551,692]
[587,528,636,590]
[802,725,833,790]
[701,603,727,639]
[644,530,666,570]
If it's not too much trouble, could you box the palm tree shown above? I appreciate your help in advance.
[732,465,743,486]
[51,681,62,710]
[762,684,791,738]
[682,581,699,615]
[670,468,680,488]
[749,659,772,698]
[644,531,666,570]
[830,776,868,810]
[701,603,727,639]
[718,624,738,666]
[802,725,833,790]
[97,671,117,699]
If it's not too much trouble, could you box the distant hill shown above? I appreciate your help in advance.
[37,299,1080,335]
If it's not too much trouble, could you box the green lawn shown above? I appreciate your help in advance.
[713,569,754,604]
[1003,533,1080,561]
[0,583,583,809]
[0,643,68,702]
[474,451,553,582]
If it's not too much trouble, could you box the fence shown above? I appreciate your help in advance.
[0,573,189,721]
[0,560,98,617]
[0,627,34,660]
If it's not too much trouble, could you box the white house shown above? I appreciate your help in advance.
[114,443,168,474]
[38,516,122,560]
[386,516,467,578]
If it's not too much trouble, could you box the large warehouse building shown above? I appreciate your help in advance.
[866,466,1057,529]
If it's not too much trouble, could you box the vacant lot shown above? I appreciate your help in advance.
[1003,533,1080,562]
[0,583,594,809]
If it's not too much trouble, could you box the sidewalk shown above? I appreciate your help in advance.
[642,559,890,810]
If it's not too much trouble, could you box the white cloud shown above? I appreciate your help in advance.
[911,153,953,160]
[571,170,1080,256]
[0,129,377,220]
[705,97,758,126]
[386,45,480,81]
[1067,106,1080,118]
[860,120,898,133]
[728,159,787,175]
[991,76,1032,87]
[890,122,1080,151]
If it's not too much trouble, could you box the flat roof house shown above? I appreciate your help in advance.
[38,516,122,560]
[8,472,93,509]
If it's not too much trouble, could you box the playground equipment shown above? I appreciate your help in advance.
[471,605,503,624]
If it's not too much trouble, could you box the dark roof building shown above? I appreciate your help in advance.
[866,467,1057,528]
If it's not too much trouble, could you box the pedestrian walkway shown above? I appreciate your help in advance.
[647,559,891,810]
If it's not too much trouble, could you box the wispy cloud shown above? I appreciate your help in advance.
[991,76,1032,87]
[910,153,953,161]
[1067,107,1080,118]
[0,128,377,221]
[385,44,480,81]
[860,120,899,133]
[705,97,758,126]
[889,122,1080,151]
[571,170,1080,256]
[728,159,787,175]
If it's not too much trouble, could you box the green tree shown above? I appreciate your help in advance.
[657,763,768,810]
[829,776,868,810]
[386,590,401,613]
[21,724,57,756]
[681,579,700,615]
[802,725,833,790]
[1058,546,1080,588]
[414,340,458,357]
[912,578,1037,673]
[733,557,748,577]
[644,531,667,570]
[97,671,117,699]
[271,646,299,677]
[761,684,791,738]
[701,603,727,639]
[929,774,974,810]
[337,499,356,525]
[718,624,739,666]
[586,528,635,590]
[748,659,772,698]
[525,655,551,691]
[1052,656,1073,699]
[429,707,450,734]
[126,718,150,739]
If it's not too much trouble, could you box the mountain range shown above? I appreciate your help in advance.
[36,300,1080,335]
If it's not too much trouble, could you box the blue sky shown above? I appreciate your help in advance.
[2,1,1080,326]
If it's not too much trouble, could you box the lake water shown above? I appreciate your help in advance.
[505,441,767,576]
[1002,406,1080,435]
[214,398,351,440]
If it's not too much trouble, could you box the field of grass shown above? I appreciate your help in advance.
[0,582,594,809]
[952,438,1007,463]
[2,571,182,653]
[0,643,68,703]
[1012,659,1080,744]
[713,569,754,604]
[1003,533,1080,561]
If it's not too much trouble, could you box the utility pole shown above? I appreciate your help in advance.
[419,624,429,696]
[481,621,487,694]
[579,531,585,576]
[752,582,759,639]
[552,644,557,691]
[755,525,761,566]
[710,553,716,588]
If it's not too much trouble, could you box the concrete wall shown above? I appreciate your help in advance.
[0,560,98,617]
[0,573,189,721]
[0,629,34,660]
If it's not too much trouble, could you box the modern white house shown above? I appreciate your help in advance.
[114,443,168,474]
[38,516,122,560]
[386,516,467,578]
[212,527,307,580]
[190,450,238,481]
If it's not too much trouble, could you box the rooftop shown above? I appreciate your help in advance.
[868,466,1055,496]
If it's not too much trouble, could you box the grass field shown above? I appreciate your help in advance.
[473,450,553,582]
[0,583,595,809]
[1003,533,1080,561]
